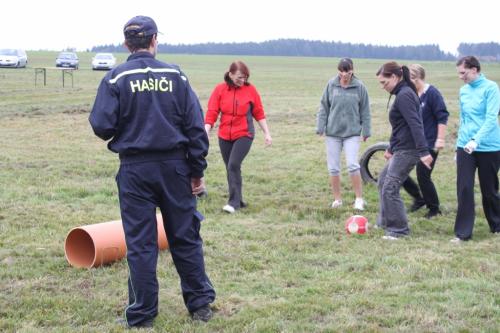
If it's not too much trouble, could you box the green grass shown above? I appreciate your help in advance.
[1,53,499,332]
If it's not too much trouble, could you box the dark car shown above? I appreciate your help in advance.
[56,52,79,69]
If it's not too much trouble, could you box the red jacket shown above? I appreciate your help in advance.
[205,83,266,141]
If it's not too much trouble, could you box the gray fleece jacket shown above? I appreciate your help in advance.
[316,75,371,138]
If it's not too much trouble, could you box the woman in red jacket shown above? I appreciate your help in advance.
[205,61,272,213]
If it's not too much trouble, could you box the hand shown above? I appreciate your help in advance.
[191,177,206,195]
[362,136,369,142]
[464,140,477,154]
[420,154,433,170]
[264,133,272,146]
[434,138,445,150]
[384,150,393,160]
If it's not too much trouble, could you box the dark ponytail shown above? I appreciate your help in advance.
[401,66,417,95]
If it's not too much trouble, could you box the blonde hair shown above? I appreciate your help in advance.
[409,64,425,80]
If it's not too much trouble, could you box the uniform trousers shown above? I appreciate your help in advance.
[116,154,215,327]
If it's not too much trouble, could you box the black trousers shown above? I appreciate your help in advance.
[219,136,253,209]
[454,148,500,240]
[403,150,440,212]
[117,157,215,327]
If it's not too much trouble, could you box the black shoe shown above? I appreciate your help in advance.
[425,209,442,219]
[409,200,425,212]
[191,305,213,322]
[116,317,153,329]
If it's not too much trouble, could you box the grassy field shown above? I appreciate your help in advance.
[1,52,499,332]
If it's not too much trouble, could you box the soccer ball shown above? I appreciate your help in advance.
[345,215,368,234]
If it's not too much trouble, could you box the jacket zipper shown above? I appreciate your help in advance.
[229,89,237,141]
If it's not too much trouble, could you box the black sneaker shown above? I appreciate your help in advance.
[425,210,442,219]
[409,200,425,212]
[115,317,153,329]
[191,305,213,322]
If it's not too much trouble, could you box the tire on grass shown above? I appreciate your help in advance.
[359,142,389,184]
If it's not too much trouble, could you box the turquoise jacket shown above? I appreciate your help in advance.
[457,73,500,151]
[317,75,371,138]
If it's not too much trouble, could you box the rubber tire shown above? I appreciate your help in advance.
[359,142,389,184]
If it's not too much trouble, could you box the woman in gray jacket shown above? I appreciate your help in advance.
[317,58,371,210]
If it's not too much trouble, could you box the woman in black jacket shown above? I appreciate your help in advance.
[375,62,433,240]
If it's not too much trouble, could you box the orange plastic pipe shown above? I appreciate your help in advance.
[64,214,168,268]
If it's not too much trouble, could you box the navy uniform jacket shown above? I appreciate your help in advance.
[419,84,449,149]
[89,51,208,178]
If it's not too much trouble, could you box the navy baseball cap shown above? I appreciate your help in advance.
[123,16,158,38]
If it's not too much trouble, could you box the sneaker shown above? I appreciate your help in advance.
[353,198,365,210]
[409,200,425,213]
[425,209,442,219]
[382,235,399,240]
[331,200,343,208]
[222,205,235,214]
[450,237,464,243]
[191,305,213,322]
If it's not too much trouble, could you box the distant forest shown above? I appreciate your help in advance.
[91,39,500,61]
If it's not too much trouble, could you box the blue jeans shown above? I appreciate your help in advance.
[377,149,420,237]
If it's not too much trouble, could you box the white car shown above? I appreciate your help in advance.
[0,49,28,68]
[92,53,116,70]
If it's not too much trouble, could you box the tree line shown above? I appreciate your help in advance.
[91,39,500,61]
[458,42,500,61]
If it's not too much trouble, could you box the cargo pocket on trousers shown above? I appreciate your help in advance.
[175,164,192,188]
[194,211,204,234]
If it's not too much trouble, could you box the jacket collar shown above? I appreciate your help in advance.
[468,73,485,88]
[333,75,359,88]
[225,82,246,91]
[127,51,155,61]
[391,80,407,95]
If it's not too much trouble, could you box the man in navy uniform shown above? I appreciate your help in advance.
[89,15,215,328]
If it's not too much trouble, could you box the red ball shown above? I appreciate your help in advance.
[345,215,368,234]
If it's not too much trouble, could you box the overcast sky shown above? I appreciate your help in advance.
[2,0,498,55]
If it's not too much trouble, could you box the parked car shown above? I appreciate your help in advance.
[0,49,28,68]
[91,53,116,70]
[56,52,79,69]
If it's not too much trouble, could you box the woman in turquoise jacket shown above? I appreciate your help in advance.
[452,56,500,242]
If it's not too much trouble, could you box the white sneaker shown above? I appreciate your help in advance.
[331,200,343,208]
[222,205,235,214]
[382,235,399,240]
[450,237,463,243]
[354,198,365,210]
